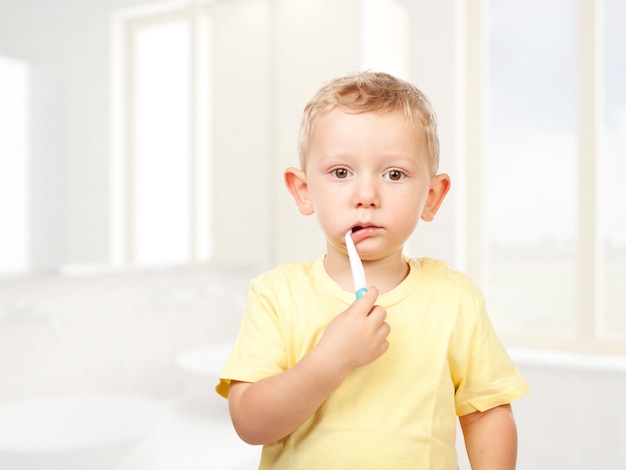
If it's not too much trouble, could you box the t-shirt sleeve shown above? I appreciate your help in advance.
[451,293,530,416]
[215,276,288,398]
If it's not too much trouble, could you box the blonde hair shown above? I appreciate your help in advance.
[298,71,440,174]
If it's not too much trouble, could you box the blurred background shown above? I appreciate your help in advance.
[0,0,625,469]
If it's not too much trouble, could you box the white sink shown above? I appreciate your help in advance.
[0,393,169,470]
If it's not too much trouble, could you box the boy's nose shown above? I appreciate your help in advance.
[352,175,380,208]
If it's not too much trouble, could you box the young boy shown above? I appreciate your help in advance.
[216,71,530,469]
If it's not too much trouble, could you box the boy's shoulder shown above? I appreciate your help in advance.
[251,259,318,285]
[410,257,481,295]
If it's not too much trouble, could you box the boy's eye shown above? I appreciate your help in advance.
[332,168,350,179]
[384,169,405,181]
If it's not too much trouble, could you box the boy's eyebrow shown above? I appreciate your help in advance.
[315,152,427,169]
[315,150,358,161]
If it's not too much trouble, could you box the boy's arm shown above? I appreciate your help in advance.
[459,403,518,470]
[228,288,389,445]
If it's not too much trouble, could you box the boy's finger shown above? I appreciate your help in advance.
[352,286,379,313]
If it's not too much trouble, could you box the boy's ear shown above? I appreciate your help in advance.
[284,167,314,216]
[421,173,451,222]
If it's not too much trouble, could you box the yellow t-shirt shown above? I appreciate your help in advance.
[217,257,530,469]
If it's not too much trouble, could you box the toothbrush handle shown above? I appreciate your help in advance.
[355,287,368,300]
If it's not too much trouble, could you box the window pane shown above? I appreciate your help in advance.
[485,0,578,333]
[133,20,191,266]
[603,0,626,336]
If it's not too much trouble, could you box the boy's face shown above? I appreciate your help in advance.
[286,107,449,263]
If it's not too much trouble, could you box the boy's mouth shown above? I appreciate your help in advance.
[351,224,377,233]
[348,225,379,243]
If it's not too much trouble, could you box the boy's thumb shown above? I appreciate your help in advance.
[355,286,378,309]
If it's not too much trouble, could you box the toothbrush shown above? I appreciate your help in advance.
[344,230,368,300]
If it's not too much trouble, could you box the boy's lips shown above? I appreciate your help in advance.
[348,225,379,244]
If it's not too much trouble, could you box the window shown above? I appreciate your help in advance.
[111,6,212,268]
[478,0,626,352]
[484,0,578,334]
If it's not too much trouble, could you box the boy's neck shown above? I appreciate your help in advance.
[324,249,409,295]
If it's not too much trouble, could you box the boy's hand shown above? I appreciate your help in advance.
[228,287,389,445]
[317,287,390,374]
